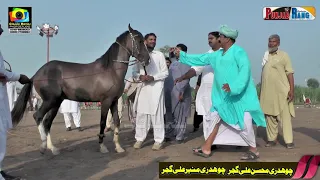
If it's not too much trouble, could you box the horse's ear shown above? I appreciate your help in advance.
[128,23,134,32]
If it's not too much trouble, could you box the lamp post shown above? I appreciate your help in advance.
[36,23,59,63]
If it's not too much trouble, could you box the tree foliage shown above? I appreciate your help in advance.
[255,83,320,104]
[159,45,171,57]
[307,78,319,89]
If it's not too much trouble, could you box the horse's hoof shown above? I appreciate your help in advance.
[52,148,60,155]
[40,144,46,154]
[100,145,109,153]
[115,147,125,153]
[40,147,46,154]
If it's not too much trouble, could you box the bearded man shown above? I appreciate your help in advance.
[260,34,295,149]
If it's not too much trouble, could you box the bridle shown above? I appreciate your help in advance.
[114,30,150,67]
[115,30,149,76]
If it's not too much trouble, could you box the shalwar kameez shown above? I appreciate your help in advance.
[60,99,82,131]
[179,25,266,159]
[0,50,21,180]
[166,58,192,142]
[132,50,168,150]
[260,49,295,147]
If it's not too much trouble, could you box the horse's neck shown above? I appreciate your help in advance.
[112,57,129,79]
[98,41,131,80]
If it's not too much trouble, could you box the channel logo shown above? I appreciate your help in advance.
[9,7,30,23]
[8,7,32,33]
[263,6,316,20]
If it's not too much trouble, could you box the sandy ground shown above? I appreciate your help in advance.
[3,106,320,180]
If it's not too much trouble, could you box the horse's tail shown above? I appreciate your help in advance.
[11,81,33,127]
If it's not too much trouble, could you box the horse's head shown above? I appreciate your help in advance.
[125,24,150,66]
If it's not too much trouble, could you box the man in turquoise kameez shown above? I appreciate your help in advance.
[175,25,266,160]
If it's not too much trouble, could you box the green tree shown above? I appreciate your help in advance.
[159,45,171,57]
[256,84,320,104]
[307,78,319,89]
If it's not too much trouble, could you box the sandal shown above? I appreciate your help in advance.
[193,146,217,151]
[240,151,259,160]
[192,147,213,158]
[192,147,201,152]
[265,141,277,147]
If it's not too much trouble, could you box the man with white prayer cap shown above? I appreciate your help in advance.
[260,34,295,149]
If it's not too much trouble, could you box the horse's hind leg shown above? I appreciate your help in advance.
[42,104,61,155]
[98,99,113,153]
[110,100,125,153]
[34,100,61,155]
[33,100,52,154]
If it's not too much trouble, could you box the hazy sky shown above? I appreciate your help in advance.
[0,0,319,88]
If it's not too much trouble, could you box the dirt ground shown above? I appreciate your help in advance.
[3,106,320,180]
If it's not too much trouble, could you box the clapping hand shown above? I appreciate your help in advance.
[145,75,154,82]
[139,75,154,82]
[222,83,231,92]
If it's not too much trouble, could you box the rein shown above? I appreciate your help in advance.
[4,60,12,72]
[30,31,148,84]
[31,65,142,83]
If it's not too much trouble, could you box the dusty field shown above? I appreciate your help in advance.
[3,106,320,180]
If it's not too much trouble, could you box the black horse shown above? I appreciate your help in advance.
[11,24,150,155]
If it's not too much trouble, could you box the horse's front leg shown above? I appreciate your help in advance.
[110,99,125,153]
[98,99,112,153]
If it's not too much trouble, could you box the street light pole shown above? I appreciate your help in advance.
[36,23,59,63]
[47,32,50,63]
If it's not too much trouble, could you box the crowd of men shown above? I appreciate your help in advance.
[124,25,295,158]
[0,23,296,179]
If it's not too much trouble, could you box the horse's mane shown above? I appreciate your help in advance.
[96,30,130,68]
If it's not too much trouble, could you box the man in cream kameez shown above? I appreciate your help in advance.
[260,34,295,149]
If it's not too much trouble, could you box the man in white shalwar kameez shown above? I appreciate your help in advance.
[106,97,123,131]
[132,33,168,150]
[60,99,83,131]
[0,23,31,180]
